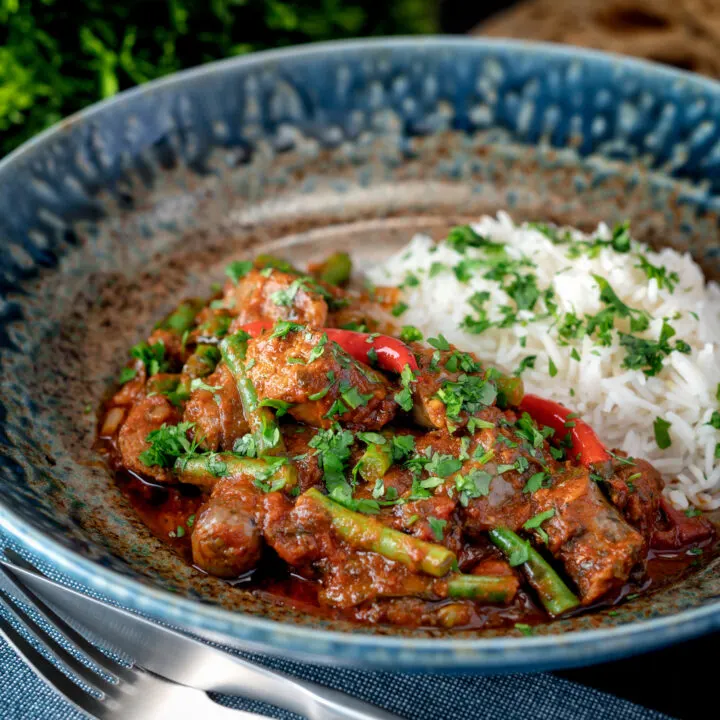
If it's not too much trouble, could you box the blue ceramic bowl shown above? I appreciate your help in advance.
[0,38,718,673]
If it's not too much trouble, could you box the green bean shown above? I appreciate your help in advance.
[183,344,221,379]
[489,527,580,616]
[316,251,352,287]
[303,488,456,578]
[446,574,518,603]
[220,332,284,456]
[176,454,293,492]
[356,443,393,484]
[253,254,298,274]
[156,298,204,334]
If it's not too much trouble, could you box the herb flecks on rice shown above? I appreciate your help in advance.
[369,213,720,511]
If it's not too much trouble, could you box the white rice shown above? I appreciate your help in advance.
[367,213,720,510]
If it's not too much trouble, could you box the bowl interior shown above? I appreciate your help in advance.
[0,39,719,666]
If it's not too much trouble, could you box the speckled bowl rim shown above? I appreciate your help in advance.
[1,37,719,671]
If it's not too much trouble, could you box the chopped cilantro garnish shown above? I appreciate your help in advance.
[429,261,447,277]
[454,469,493,506]
[233,434,257,457]
[436,373,497,421]
[505,273,540,311]
[391,434,415,461]
[523,508,556,544]
[515,412,553,449]
[323,398,349,419]
[118,367,137,384]
[705,411,720,429]
[425,452,462,478]
[308,426,356,507]
[514,355,537,376]
[401,271,420,288]
[258,398,293,417]
[515,623,534,636]
[635,255,679,293]
[225,260,253,284]
[307,333,328,363]
[271,320,304,338]
[523,471,548,494]
[619,321,690,376]
[341,386,373,409]
[548,357,558,378]
[393,364,416,412]
[684,507,702,518]
[428,334,451,351]
[446,225,498,253]
[391,302,409,317]
[653,417,672,449]
[308,386,331,401]
[428,516,447,541]
[130,340,169,376]
[139,422,198,468]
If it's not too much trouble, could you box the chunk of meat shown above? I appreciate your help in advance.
[459,410,557,534]
[262,491,333,568]
[411,344,495,431]
[117,395,181,483]
[183,364,248,451]
[223,269,328,329]
[191,475,263,578]
[327,294,398,335]
[282,425,323,492]
[246,327,397,430]
[605,454,663,546]
[651,497,715,550]
[532,467,644,604]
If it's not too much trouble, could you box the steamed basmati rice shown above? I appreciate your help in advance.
[367,213,720,510]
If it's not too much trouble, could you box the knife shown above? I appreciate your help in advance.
[0,554,402,720]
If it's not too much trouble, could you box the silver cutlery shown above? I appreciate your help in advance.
[0,551,402,720]
[0,571,270,719]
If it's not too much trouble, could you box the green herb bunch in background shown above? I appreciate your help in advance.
[0,0,437,157]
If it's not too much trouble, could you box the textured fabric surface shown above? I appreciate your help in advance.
[0,535,671,720]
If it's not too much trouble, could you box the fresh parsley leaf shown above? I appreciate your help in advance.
[446,225,499,253]
[391,434,415,461]
[341,386,373,410]
[271,320,305,338]
[391,302,409,317]
[428,334,451,351]
[259,398,294,417]
[505,273,540,311]
[225,260,253,284]
[323,398,349,419]
[139,422,197,468]
[130,340,169,376]
[307,333,328,363]
[428,516,447,541]
[514,355,537,377]
[270,277,308,307]
[653,417,672,449]
[308,386,331,401]
[454,469,492,506]
[425,452,462,478]
[706,411,720,430]
[118,367,137,384]
[393,364,416,412]
[232,434,257,457]
[635,254,679,293]
[548,357,558,378]
[308,426,355,506]
[523,508,556,544]
[523,471,547,494]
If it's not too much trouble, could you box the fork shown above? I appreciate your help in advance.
[0,569,270,720]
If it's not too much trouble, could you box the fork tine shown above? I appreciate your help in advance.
[0,556,135,682]
[0,589,120,697]
[0,612,108,719]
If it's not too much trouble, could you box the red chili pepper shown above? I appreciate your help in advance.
[239,321,418,374]
[518,393,611,466]
[651,498,714,550]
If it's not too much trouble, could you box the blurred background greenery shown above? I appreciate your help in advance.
[0,0,448,157]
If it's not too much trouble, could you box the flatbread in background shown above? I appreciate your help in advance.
[473,0,720,77]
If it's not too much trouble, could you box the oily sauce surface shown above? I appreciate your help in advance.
[104,442,713,631]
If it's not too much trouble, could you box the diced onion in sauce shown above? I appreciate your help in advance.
[100,407,125,437]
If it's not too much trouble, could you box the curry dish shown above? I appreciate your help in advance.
[99,247,715,630]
